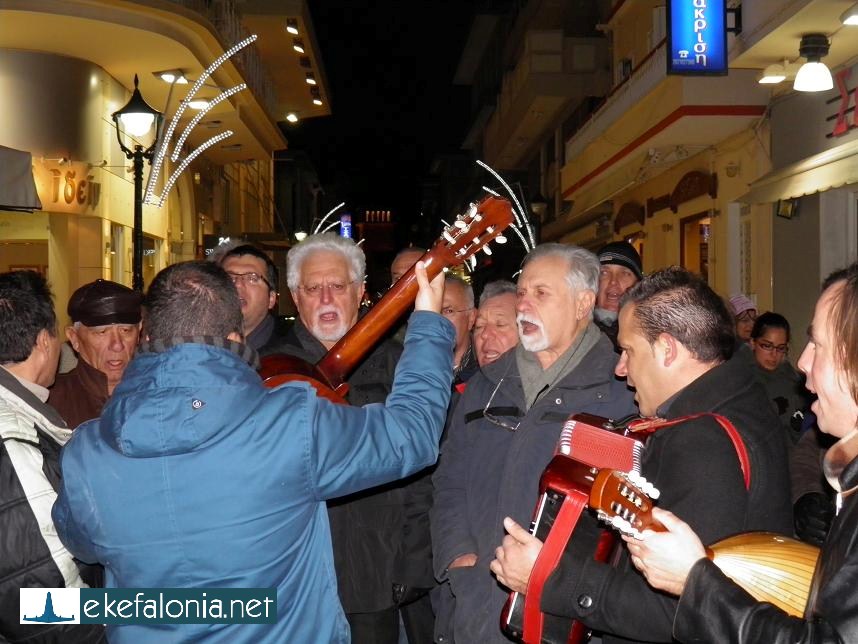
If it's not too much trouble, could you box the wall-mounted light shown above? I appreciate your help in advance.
[187,99,210,110]
[156,70,188,85]
[293,39,305,54]
[313,98,323,106]
[310,86,323,106]
[305,72,316,86]
[757,62,787,84]
[286,18,299,35]
[841,3,858,25]
[286,113,299,123]
[294,230,308,241]
[794,34,833,92]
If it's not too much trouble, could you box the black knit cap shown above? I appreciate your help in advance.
[597,241,643,280]
[68,279,143,326]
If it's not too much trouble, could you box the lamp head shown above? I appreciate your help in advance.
[793,34,833,92]
[112,75,162,138]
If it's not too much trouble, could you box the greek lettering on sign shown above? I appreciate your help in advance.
[832,68,858,137]
[693,0,707,66]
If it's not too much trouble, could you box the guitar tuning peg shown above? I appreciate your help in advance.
[626,470,641,483]
[473,214,483,222]
[495,235,507,244]
[454,220,467,229]
[483,246,493,256]
[442,231,456,244]
[647,485,661,500]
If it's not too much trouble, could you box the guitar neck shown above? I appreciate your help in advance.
[315,253,447,389]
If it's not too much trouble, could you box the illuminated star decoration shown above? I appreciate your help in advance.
[144,35,258,207]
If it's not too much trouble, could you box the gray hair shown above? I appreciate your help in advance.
[445,274,474,309]
[286,233,366,291]
[521,243,599,294]
[479,280,517,307]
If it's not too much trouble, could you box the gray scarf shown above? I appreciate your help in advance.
[516,322,601,411]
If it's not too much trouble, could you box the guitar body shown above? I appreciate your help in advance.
[259,354,349,404]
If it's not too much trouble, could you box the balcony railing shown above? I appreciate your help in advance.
[163,0,279,121]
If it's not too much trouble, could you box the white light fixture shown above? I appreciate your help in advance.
[794,34,833,92]
[157,70,189,85]
[313,98,323,106]
[758,62,787,84]
[188,99,210,110]
[113,75,160,137]
[841,3,858,25]
[293,39,305,54]
[305,72,316,86]
[286,113,299,123]
[294,230,308,241]
[286,18,299,35]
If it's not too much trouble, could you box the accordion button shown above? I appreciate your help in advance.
[577,594,593,609]
[555,397,562,404]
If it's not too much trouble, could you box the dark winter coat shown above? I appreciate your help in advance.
[49,358,109,429]
[0,368,103,643]
[540,352,794,643]
[430,333,636,643]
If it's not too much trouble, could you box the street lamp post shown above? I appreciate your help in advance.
[111,75,163,292]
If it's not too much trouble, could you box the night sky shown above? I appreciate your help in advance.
[283,1,477,220]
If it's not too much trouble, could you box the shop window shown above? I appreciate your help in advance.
[680,211,711,283]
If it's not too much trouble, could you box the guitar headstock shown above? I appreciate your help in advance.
[589,469,660,539]
[435,196,514,264]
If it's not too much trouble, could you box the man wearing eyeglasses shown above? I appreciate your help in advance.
[219,244,287,356]
[273,233,429,644]
[442,275,478,382]
[431,243,636,644]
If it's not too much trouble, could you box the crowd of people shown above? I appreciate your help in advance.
[0,232,850,644]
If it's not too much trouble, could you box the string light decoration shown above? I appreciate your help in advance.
[145,35,258,207]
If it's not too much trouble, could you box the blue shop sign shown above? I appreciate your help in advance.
[667,0,728,75]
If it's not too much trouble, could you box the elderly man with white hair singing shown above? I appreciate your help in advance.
[430,243,636,644]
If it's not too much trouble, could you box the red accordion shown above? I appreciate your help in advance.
[500,413,655,644]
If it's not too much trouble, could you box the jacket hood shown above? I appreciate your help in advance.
[97,342,264,458]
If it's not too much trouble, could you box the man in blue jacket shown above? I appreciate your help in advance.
[52,259,454,644]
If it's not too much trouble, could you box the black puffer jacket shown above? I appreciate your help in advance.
[0,368,103,643]
[268,320,431,613]
[674,432,858,643]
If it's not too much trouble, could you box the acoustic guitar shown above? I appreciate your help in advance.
[586,466,820,618]
[259,195,514,402]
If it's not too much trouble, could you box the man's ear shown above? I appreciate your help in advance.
[65,325,80,352]
[267,288,277,311]
[657,333,680,367]
[356,281,366,306]
[576,290,597,321]
[466,307,477,331]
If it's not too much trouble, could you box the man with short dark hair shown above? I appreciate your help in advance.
[431,243,636,643]
[491,267,792,644]
[219,244,286,355]
[52,259,454,643]
[0,270,103,643]
[49,279,142,428]
[594,241,643,352]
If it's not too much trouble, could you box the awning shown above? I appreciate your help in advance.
[740,138,858,204]
[0,146,42,211]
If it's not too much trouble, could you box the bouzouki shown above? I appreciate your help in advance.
[259,195,514,402]
[591,468,820,619]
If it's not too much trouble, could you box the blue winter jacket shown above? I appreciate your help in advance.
[52,311,454,643]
